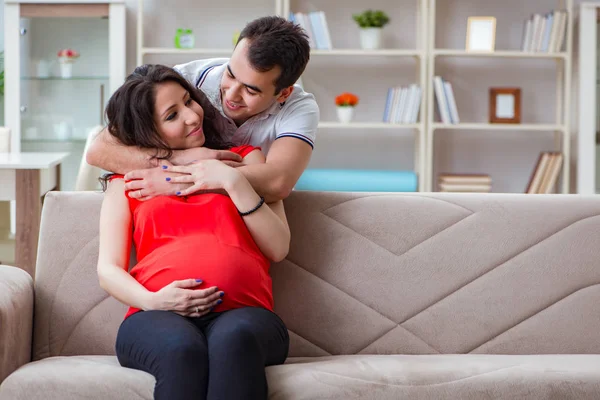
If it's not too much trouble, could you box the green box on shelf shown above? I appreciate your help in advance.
[175,29,195,49]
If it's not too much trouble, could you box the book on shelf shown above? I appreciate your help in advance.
[525,151,563,194]
[289,11,332,50]
[438,174,492,192]
[382,84,421,124]
[521,9,567,53]
[433,76,459,124]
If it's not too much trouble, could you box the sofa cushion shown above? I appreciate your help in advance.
[0,356,153,400]
[268,354,600,399]
[2,354,599,400]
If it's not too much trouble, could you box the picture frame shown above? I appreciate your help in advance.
[465,17,496,52]
[489,87,521,124]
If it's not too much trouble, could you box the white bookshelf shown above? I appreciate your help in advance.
[319,122,421,129]
[137,0,429,191]
[282,0,428,191]
[431,123,564,131]
[425,0,573,193]
[433,49,568,60]
[135,0,575,194]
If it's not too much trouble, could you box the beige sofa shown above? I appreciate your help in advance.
[1,191,600,399]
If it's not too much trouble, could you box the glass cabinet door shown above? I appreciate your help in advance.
[19,15,109,190]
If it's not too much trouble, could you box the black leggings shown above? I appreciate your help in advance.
[115,307,289,400]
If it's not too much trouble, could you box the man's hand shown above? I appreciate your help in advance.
[170,147,243,167]
[124,160,191,201]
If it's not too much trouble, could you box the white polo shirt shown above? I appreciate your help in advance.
[174,58,319,155]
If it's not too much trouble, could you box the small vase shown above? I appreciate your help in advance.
[359,28,383,50]
[59,63,72,78]
[336,106,354,124]
[58,57,75,78]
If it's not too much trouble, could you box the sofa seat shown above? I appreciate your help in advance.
[2,354,600,400]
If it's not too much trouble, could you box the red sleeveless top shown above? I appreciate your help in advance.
[111,146,272,318]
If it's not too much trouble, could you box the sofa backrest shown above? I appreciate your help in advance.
[33,191,600,360]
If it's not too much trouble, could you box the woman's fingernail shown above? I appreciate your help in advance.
[210,307,215,311]
[166,177,171,181]
[176,191,181,195]
[217,299,223,305]
[219,292,224,297]
[162,165,168,169]
[195,279,202,282]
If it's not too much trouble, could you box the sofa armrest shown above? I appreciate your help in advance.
[0,266,33,384]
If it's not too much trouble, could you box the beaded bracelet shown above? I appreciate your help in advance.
[239,196,265,216]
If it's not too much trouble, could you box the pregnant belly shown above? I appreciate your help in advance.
[130,235,273,312]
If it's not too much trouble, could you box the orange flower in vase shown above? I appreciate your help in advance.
[335,92,359,123]
[57,48,80,78]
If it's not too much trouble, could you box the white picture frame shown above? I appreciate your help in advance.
[466,17,497,52]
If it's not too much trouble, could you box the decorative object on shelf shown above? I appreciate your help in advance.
[352,9,390,50]
[36,59,52,78]
[438,173,492,192]
[0,127,10,152]
[53,121,73,141]
[290,11,332,50]
[465,17,496,52]
[57,48,80,78]
[0,51,4,96]
[383,84,422,124]
[521,10,568,53]
[433,76,460,124]
[296,169,418,192]
[335,92,359,123]
[525,151,563,194]
[489,87,521,123]
[175,28,195,49]
[232,31,241,46]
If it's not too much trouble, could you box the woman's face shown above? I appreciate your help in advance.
[153,81,206,149]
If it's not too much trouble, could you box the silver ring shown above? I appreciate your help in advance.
[195,306,199,313]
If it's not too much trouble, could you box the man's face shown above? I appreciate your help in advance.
[220,39,284,126]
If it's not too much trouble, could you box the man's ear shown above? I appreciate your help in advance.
[276,86,294,103]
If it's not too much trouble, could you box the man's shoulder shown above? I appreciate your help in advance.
[279,86,319,117]
[173,58,229,87]
[279,86,319,118]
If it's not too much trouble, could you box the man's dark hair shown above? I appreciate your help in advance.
[237,16,310,94]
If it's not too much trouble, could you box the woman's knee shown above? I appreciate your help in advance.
[116,311,208,370]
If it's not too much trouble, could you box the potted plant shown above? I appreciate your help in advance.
[57,48,80,78]
[335,92,359,123]
[352,9,390,50]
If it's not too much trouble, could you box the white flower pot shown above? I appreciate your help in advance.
[336,106,355,124]
[59,62,73,79]
[359,28,383,50]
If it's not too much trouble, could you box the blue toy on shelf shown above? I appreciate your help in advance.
[294,169,418,192]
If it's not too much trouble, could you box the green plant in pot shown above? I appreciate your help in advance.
[352,10,390,50]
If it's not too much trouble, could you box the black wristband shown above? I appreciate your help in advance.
[239,196,265,216]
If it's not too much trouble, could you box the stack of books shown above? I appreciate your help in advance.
[433,76,460,124]
[382,84,422,124]
[525,152,563,194]
[438,174,492,193]
[289,12,332,50]
[521,9,568,53]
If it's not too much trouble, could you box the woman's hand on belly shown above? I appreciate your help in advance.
[148,279,225,317]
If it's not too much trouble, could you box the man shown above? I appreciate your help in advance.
[86,16,318,203]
